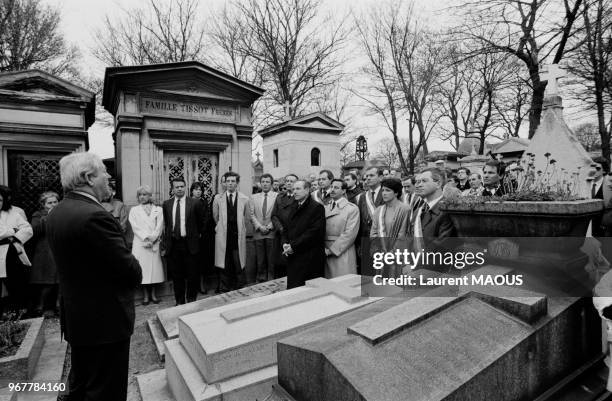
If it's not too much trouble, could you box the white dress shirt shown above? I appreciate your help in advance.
[172,196,186,237]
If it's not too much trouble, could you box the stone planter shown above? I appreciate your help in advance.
[439,199,604,287]
[0,317,44,386]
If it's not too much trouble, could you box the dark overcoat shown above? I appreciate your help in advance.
[47,192,142,346]
[285,196,326,288]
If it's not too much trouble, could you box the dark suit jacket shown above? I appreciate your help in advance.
[271,192,297,244]
[162,196,205,255]
[47,192,142,346]
[286,196,326,288]
[357,188,384,238]
[415,202,456,252]
[481,184,507,197]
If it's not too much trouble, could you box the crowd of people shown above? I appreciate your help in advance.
[0,151,610,401]
[2,155,611,317]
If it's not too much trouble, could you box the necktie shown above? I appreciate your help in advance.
[420,203,430,219]
[229,193,234,207]
[331,201,336,210]
[371,191,376,203]
[173,198,181,238]
[262,193,268,217]
[592,182,597,198]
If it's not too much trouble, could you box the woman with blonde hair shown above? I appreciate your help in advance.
[128,185,164,304]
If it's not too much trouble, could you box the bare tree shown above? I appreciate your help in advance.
[92,0,206,67]
[573,122,602,151]
[0,0,79,78]
[232,0,347,127]
[353,4,407,173]
[375,138,400,168]
[455,0,584,138]
[566,0,612,163]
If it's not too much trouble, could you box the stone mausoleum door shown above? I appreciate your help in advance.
[7,150,63,218]
[164,152,218,202]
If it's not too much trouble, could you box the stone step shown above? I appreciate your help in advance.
[146,317,166,362]
[163,338,277,401]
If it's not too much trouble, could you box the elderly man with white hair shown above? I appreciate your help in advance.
[47,152,142,401]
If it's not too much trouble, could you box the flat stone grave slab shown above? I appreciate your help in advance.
[277,266,602,401]
[176,274,383,384]
[157,278,287,340]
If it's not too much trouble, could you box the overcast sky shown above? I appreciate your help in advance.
[42,0,583,160]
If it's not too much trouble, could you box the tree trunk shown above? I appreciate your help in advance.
[528,77,546,139]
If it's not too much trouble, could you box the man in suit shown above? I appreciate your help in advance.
[401,175,423,217]
[213,172,249,291]
[324,179,360,278]
[284,180,326,288]
[249,173,278,282]
[163,177,205,305]
[357,166,385,274]
[47,152,142,401]
[412,167,456,257]
[481,160,507,197]
[312,170,333,205]
[343,172,363,204]
[455,168,471,192]
[271,173,298,278]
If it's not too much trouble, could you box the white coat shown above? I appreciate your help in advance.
[213,191,248,269]
[0,208,33,278]
[324,197,360,278]
[128,204,165,284]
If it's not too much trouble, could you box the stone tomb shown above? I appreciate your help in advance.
[277,285,601,401]
[165,275,384,401]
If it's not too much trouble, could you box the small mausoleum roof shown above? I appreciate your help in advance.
[0,69,96,127]
[259,112,344,138]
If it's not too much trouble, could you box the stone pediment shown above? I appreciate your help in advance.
[0,70,94,100]
[259,112,344,137]
[102,61,264,115]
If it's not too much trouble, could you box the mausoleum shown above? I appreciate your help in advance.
[102,61,263,205]
[0,70,95,217]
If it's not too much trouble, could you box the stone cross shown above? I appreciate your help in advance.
[283,101,293,121]
[220,276,363,323]
[541,64,565,96]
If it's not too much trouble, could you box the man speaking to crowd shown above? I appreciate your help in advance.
[47,152,142,401]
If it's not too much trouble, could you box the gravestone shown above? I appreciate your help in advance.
[164,275,388,401]
[524,64,592,195]
[277,282,602,401]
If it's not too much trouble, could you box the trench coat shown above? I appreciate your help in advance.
[324,198,360,278]
[213,191,248,269]
[30,210,57,284]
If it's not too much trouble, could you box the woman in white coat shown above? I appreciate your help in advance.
[0,186,33,315]
[129,185,165,304]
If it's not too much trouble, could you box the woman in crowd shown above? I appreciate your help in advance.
[102,181,128,234]
[29,191,60,317]
[0,186,33,315]
[128,185,164,305]
[462,173,484,196]
[370,178,412,277]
